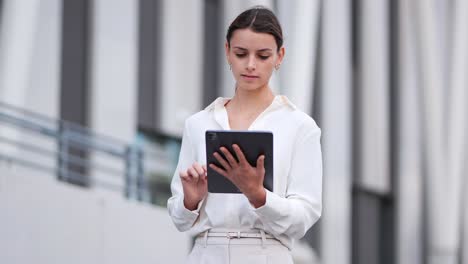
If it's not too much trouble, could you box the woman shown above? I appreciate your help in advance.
[167,6,322,264]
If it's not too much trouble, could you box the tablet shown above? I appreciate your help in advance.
[205,130,273,193]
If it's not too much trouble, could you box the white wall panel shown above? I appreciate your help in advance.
[0,0,59,170]
[0,0,39,107]
[25,0,61,119]
[320,0,352,263]
[0,0,40,157]
[357,0,390,194]
[159,0,204,137]
[0,165,189,264]
[88,0,139,190]
[277,0,320,114]
[414,0,462,263]
[89,0,138,142]
[396,1,424,263]
[448,0,468,262]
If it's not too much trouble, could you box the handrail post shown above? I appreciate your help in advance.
[124,146,133,199]
[125,145,145,201]
[57,123,69,183]
[136,148,145,201]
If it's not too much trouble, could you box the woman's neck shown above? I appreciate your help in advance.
[228,85,275,113]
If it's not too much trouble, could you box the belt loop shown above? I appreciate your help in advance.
[260,230,266,249]
[203,230,209,248]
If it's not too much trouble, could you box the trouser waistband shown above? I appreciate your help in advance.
[196,229,277,248]
[198,230,275,239]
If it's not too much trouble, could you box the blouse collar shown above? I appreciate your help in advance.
[204,95,296,112]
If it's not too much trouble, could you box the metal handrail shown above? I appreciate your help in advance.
[0,101,130,146]
[0,101,147,201]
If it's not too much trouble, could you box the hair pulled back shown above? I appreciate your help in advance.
[226,6,283,52]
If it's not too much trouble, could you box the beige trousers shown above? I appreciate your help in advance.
[186,233,294,264]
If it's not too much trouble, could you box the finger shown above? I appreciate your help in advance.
[209,163,228,178]
[256,155,265,170]
[193,162,205,176]
[200,172,208,182]
[198,164,208,181]
[232,144,248,165]
[220,147,238,166]
[188,167,200,182]
[213,152,232,170]
[179,170,189,181]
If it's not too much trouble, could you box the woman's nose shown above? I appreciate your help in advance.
[246,56,256,70]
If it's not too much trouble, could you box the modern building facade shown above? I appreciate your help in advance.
[0,0,467,264]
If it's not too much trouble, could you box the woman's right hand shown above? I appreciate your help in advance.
[180,162,207,211]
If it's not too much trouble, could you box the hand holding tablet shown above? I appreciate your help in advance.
[205,130,274,194]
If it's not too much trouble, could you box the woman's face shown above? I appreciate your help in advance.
[225,28,284,92]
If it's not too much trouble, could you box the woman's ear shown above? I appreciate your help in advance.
[277,46,285,65]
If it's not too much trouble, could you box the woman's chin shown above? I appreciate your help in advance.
[236,82,268,92]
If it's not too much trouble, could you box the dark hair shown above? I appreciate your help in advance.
[226,6,283,52]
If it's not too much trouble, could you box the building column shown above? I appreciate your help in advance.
[320,0,352,264]
[0,0,60,163]
[88,0,138,141]
[277,0,320,115]
[448,0,468,262]
[356,0,390,194]
[87,0,139,190]
[158,0,204,136]
[396,1,424,263]
[352,1,392,262]
[414,0,463,263]
[0,0,40,108]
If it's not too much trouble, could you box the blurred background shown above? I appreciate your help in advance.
[0,0,467,263]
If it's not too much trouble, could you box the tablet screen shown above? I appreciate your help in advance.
[205,130,273,193]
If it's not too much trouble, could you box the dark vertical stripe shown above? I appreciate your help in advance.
[0,0,3,28]
[203,0,221,107]
[311,1,323,126]
[351,0,361,224]
[385,0,398,263]
[306,0,323,257]
[138,0,161,131]
[351,0,361,185]
[351,0,363,262]
[352,190,381,264]
[380,196,395,264]
[59,0,91,186]
[60,0,90,126]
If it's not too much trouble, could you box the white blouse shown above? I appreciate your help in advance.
[167,95,322,249]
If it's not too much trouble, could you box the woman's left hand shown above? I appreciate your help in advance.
[209,144,266,208]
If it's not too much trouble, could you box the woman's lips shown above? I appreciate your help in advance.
[241,74,259,80]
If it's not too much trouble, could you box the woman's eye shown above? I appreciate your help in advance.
[258,55,270,60]
[235,53,247,58]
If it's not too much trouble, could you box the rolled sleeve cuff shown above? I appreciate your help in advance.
[253,190,289,220]
[176,197,204,222]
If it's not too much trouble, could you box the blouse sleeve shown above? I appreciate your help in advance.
[167,120,204,232]
[253,121,322,239]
